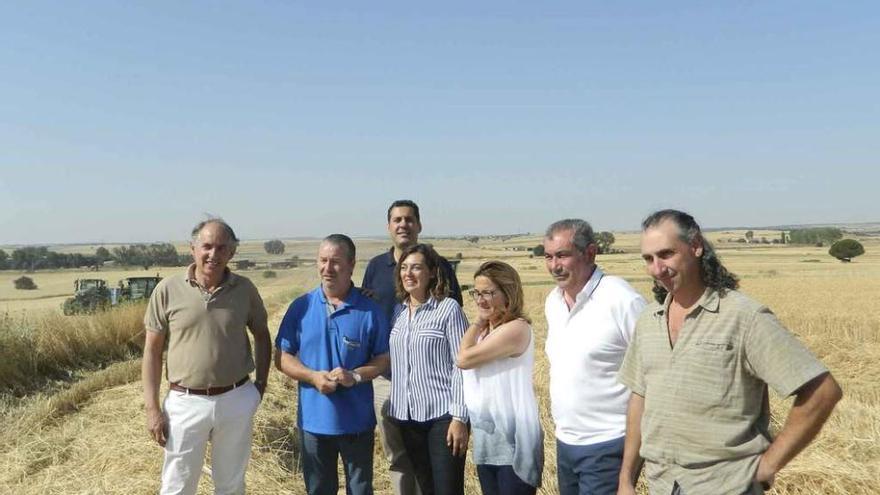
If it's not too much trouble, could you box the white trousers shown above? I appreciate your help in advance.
[161,381,261,495]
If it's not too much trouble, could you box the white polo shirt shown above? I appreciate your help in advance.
[545,267,647,446]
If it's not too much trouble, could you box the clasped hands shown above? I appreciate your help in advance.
[312,367,358,394]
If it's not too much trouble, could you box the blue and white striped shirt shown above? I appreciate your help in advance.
[389,296,469,422]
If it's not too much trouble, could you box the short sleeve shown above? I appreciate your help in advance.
[618,292,648,345]
[247,282,269,330]
[275,301,302,355]
[743,307,828,397]
[619,315,647,396]
[144,281,168,333]
[370,308,391,356]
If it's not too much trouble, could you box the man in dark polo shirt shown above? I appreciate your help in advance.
[142,219,271,495]
[361,199,463,495]
[618,209,843,495]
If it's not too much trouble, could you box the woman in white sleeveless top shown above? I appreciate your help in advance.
[457,261,543,495]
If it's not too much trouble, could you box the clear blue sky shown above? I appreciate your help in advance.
[1,1,877,245]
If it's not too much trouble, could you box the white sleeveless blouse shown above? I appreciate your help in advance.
[462,326,544,487]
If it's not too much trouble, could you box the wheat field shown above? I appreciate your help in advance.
[1,232,877,494]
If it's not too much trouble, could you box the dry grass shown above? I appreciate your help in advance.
[0,303,147,395]
[1,233,877,494]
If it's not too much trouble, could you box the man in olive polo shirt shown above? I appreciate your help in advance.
[142,219,271,495]
[618,209,843,495]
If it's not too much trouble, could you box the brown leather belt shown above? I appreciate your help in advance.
[169,376,249,396]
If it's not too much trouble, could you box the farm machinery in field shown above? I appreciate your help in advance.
[62,278,111,315]
[63,276,162,315]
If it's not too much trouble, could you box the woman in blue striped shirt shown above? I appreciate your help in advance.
[388,243,469,495]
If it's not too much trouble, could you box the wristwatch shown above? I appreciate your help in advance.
[351,371,363,384]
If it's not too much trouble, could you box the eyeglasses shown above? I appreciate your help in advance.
[469,289,497,301]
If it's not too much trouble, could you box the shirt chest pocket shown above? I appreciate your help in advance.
[679,339,739,409]
[338,328,368,366]
[416,326,445,340]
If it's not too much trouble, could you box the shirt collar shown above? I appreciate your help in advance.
[384,247,397,267]
[318,282,359,309]
[185,263,236,287]
[551,266,605,306]
[405,295,439,314]
[655,286,719,316]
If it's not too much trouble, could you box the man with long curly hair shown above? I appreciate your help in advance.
[618,209,843,495]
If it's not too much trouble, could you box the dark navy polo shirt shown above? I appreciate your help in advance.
[361,247,463,321]
[275,285,390,435]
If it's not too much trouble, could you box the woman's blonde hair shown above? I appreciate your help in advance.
[473,260,530,325]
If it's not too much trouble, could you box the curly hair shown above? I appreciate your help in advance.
[394,243,450,303]
[641,209,739,303]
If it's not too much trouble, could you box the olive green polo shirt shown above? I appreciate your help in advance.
[144,265,268,388]
[619,288,828,495]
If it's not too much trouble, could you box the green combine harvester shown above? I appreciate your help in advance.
[63,276,162,315]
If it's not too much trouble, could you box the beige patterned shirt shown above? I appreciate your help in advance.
[619,288,828,495]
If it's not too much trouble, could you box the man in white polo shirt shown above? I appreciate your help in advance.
[543,218,646,495]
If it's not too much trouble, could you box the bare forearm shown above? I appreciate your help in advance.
[619,393,645,487]
[456,321,486,370]
[141,332,164,411]
[251,326,271,383]
[355,353,390,381]
[760,373,842,475]
[275,351,320,384]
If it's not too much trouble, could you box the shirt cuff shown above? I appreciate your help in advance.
[449,404,468,422]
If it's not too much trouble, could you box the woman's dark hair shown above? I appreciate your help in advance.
[473,260,531,325]
[641,209,739,303]
[394,243,450,302]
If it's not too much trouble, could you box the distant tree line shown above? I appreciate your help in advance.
[531,231,618,256]
[0,246,100,271]
[111,243,189,270]
[0,244,189,271]
[788,227,843,246]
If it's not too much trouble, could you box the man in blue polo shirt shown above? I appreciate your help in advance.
[276,234,390,495]
[361,199,463,495]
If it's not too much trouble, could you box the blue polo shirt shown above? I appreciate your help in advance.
[362,247,463,322]
[275,285,390,435]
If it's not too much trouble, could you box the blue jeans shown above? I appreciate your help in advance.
[300,429,374,495]
[556,436,625,495]
[396,416,466,495]
[476,464,536,495]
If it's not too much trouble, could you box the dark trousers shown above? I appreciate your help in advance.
[396,416,465,495]
[556,436,625,495]
[300,429,374,495]
[476,464,536,495]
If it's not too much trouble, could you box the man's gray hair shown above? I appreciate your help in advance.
[191,218,240,247]
[545,218,595,252]
[322,234,356,262]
